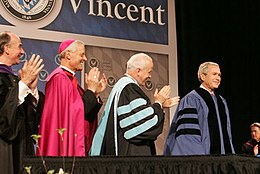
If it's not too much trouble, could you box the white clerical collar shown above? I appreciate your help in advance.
[124,73,139,86]
[60,65,75,76]
[200,84,214,96]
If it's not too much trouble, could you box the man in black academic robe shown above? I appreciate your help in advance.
[90,53,179,156]
[0,31,44,174]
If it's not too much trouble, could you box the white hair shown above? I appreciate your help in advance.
[250,122,260,129]
[126,53,152,71]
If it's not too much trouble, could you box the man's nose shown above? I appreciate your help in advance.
[21,48,25,54]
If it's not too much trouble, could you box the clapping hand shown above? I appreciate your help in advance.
[162,96,180,108]
[19,54,44,91]
[154,85,180,108]
[85,67,100,93]
[85,67,107,95]
[154,85,171,104]
[95,73,107,96]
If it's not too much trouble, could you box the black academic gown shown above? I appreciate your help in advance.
[242,139,258,156]
[101,82,165,156]
[0,72,44,174]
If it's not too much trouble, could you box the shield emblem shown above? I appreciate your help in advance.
[18,0,40,12]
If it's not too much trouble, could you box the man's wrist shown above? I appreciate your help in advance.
[97,97,103,104]
[154,101,162,108]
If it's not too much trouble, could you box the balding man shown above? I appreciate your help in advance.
[90,53,179,156]
[0,31,44,174]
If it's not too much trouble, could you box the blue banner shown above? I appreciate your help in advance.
[0,0,168,44]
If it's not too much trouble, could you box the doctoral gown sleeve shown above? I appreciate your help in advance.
[0,75,24,142]
[22,91,45,135]
[117,83,165,143]
[164,92,207,155]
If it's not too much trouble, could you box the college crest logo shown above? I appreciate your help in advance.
[19,0,41,13]
[0,0,62,28]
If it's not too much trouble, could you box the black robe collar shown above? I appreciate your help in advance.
[195,88,232,154]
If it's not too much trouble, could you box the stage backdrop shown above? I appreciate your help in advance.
[0,0,178,155]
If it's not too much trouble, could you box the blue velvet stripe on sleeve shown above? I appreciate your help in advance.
[117,98,147,116]
[117,98,158,140]
[124,115,158,139]
[119,107,154,128]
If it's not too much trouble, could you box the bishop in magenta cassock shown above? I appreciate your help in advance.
[37,39,107,156]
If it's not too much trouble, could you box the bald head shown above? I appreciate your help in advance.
[126,53,153,86]
[126,53,153,72]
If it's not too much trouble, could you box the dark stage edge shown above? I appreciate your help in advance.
[21,154,260,174]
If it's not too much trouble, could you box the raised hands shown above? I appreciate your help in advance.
[154,85,180,108]
[85,67,107,95]
[19,54,44,91]
[154,85,171,104]
[162,96,180,108]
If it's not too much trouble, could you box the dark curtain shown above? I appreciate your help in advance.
[175,0,260,153]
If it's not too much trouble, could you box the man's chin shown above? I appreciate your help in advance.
[76,68,83,71]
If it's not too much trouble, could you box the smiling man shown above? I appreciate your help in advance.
[0,31,44,174]
[164,61,235,156]
[38,39,107,156]
[90,53,179,156]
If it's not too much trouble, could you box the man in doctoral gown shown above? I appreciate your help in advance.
[164,61,235,155]
[90,53,179,156]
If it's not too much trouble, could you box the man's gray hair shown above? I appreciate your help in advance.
[197,61,219,83]
[0,31,11,56]
[126,53,152,71]
[59,40,84,58]
[250,122,260,129]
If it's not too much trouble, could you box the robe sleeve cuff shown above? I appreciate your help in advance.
[154,101,163,108]
[18,80,30,105]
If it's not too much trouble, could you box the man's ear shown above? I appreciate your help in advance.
[200,73,206,81]
[4,44,10,55]
[65,51,71,60]
[136,68,141,77]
